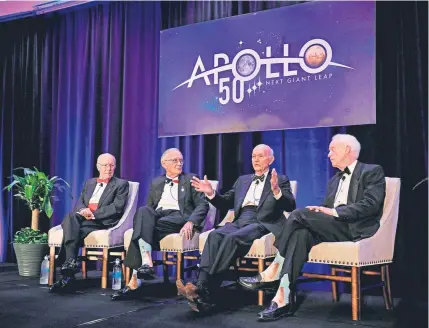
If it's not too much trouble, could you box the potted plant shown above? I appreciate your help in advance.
[4,167,70,277]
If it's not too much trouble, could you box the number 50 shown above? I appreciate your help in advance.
[218,78,244,104]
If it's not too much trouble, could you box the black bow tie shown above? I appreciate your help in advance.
[341,167,351,175]
[165,178,179,184]
[252,174,265,182]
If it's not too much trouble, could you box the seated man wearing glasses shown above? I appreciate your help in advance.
[50,153,129,292]
[112,148,209,300]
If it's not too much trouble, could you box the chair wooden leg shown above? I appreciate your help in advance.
[121,251,125,282]
[258,258,265,306]
[102,249,108,289]
[81,247,87,279]
[162,252,169,283]
[49,246,56,286]
[176,252,183,281]
[124,250,130,286]
[351,266,361,321]
[331,266,338,302]
[125,267,131,286]
[385,264,393,309]
[380,265,390,310]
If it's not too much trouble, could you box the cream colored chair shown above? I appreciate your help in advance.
[48,181,139,288]
[302,177,400,320]
[199,181,298,305]
[123,180,219,285]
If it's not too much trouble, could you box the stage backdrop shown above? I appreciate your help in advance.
[159,1,376,137]
[0,1,427,300]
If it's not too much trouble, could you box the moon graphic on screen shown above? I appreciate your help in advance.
[236,54,256,77]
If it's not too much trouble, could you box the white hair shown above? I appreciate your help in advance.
[332,134,361,158]
[161,148,182,162]
[97,153,116,164]
[254,144,274,157]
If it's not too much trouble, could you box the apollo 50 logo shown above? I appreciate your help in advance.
[173,39,353,105]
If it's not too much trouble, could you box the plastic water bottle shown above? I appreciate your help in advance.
[40,255,49,285]
[112,258,122,290]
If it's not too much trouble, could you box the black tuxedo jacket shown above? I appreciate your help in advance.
[209,173,296,234]
[146,172,209,229]
[322,161,386,240]
[73,176,129,226]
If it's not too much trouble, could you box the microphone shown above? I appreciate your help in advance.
[99,183,103,187]
[169,182,173,187]
[255,180,260,185]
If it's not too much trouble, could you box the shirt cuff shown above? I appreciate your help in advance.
[206,190,216,200]
[273,189,282,200]
[332,209,339,217]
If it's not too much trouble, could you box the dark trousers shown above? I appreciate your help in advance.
[124,206,186,269]
[198,206,269,284]
[61,212,105,260]
[275,208,354,286]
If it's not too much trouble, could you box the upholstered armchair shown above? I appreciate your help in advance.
[199,181,298,305]
[123,180,219,285]
[302,177,401,320]
[48,181,140,289]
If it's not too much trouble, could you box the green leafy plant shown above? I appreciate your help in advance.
[13,227,48,244]
[4,167,70,231]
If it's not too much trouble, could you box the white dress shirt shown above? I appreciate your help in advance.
[89,182,107,205]
[207,172,282,206]
[333,160,358,217]
[156,176,180,211]
[241,174,268,207]
[80,181,107,219]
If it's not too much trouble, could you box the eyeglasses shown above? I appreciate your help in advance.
[98,163,116,169]
[164,159,184,165]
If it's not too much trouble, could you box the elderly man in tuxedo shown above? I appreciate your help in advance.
[112,148,209,300]
[177,144,296,313]
[239,134,386,321]
[50,153,129,292]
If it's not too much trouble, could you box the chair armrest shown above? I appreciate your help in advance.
[103,184,139,245]
[199,228,214,253]
[48,225,63,246]
[218,210,235,226]
[245,233,277,258]
[123,228,134,251]
[160,232,200,252]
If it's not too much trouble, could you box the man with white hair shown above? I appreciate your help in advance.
[239,134,386,321]
[177,144,296,313]
[112,148,209,300]
[50,153,129,292]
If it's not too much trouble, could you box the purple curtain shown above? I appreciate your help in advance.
[0,1,427,299]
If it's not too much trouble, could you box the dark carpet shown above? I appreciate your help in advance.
[0,267,426,328]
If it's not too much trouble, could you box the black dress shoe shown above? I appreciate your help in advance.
[183,281,215,313]
[257,301,294,321]
[111,286,140,301]
[188,299,216,313]
[136,264,156,280]
[238,274,279,291]
[60,258,78,276]
[49,275,76,293]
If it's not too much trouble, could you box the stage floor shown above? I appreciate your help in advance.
[0,267,426,328]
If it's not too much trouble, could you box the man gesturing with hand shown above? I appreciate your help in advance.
[177,144,296,313]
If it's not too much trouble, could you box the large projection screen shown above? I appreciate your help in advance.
[158,1,375,137]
